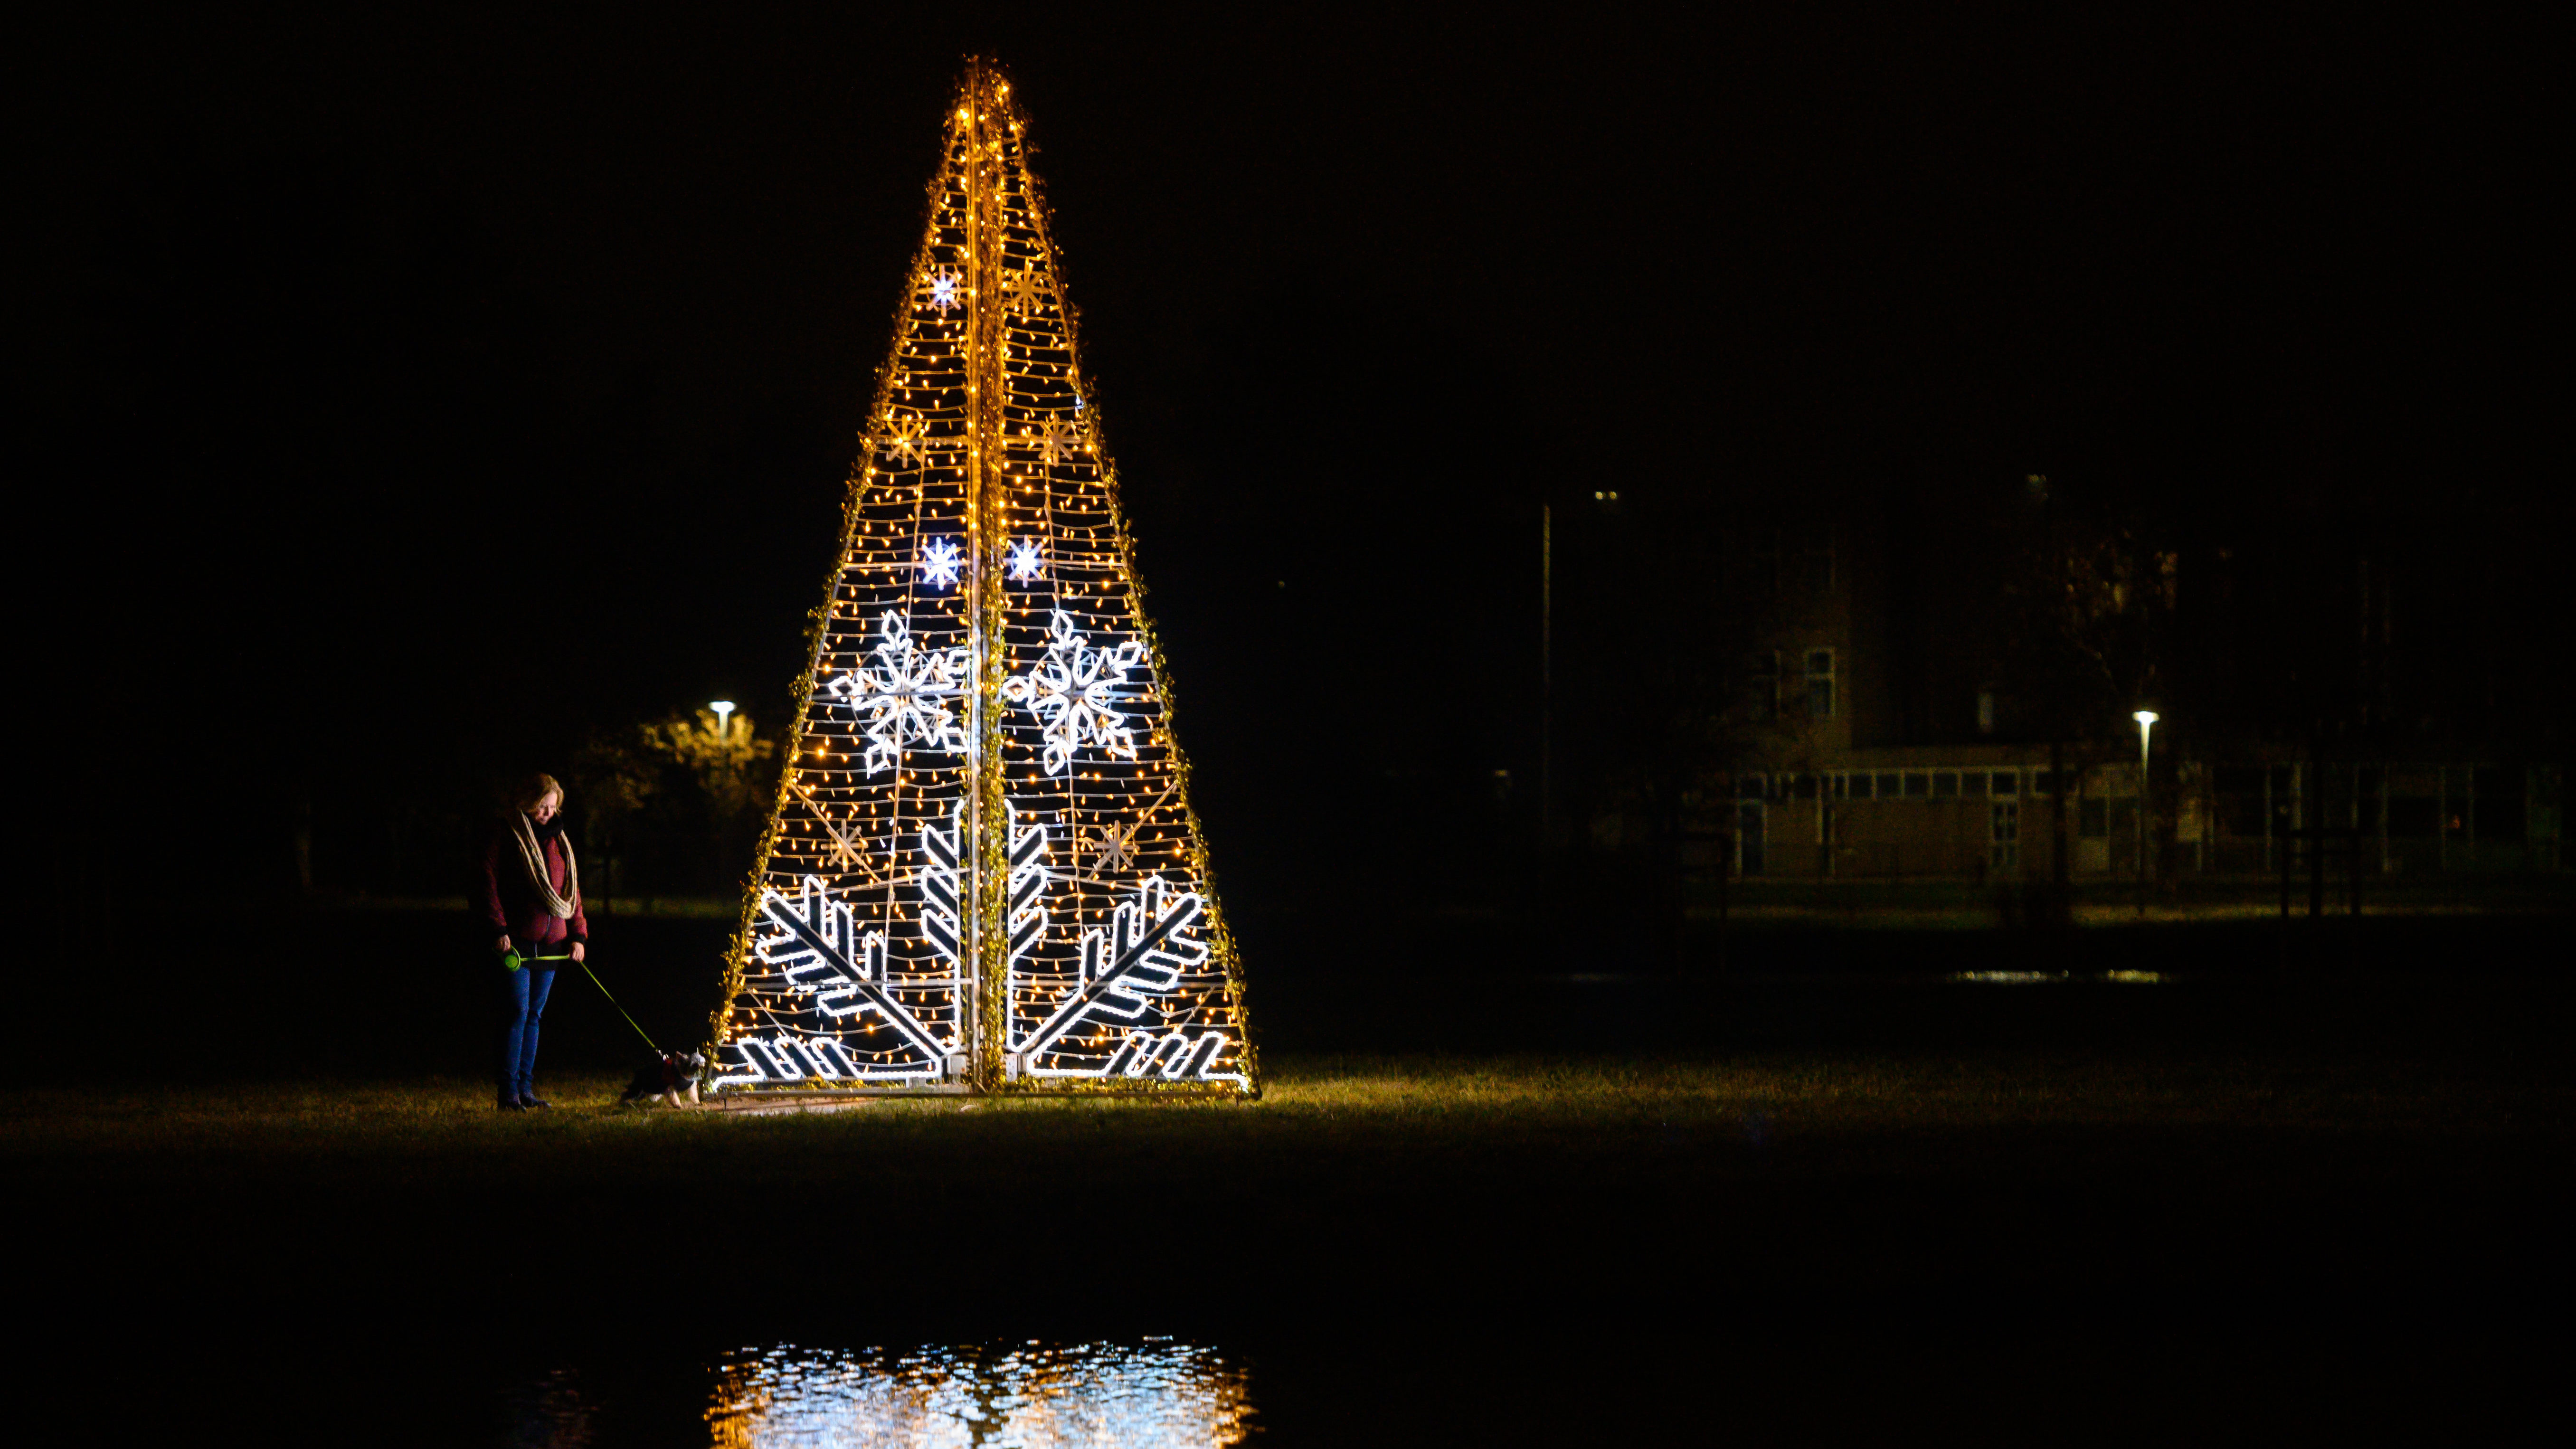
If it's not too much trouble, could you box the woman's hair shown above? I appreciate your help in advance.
[516,772,566,813]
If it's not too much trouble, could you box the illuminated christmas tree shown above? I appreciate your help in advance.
[705,62,1254,1096]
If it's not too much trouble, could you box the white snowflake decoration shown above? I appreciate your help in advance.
[1004,805,1050,973]
[826,611,969,775]
[1014,875,1241,1084]
[925,268,962,312]
[917,801,966,970]
[1002,610,1149,775]
[920,538,964,589]
[708,873,953,1087]
[1007,540,1044,582]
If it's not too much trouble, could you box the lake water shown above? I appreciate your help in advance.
[19,910,2563,1443]
[501,1341,1252,1448]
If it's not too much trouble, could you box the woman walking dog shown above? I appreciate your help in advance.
[479,773,587,1111]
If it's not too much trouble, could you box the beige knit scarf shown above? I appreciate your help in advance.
[509,812,581,919]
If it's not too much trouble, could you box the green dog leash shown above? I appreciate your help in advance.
[501,945,659,1053]
[577,959,663,1054]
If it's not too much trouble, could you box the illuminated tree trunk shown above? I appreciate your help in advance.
[701,61,1254,1096]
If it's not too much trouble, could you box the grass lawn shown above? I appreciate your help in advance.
[12,928,2572,1440]
[14,1046,2565,1325]
[8,1047,2549,1150]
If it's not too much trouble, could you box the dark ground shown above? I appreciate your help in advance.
[9,907,2572,1443]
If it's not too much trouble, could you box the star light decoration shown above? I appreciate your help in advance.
[881,412,927,465]
[789,778,865,870]
[1035,418,1076,466]
[1086,823,1135,874]
[1002,610,1150,776]
[924,267,963,312]
[825,611,969,776]
[920,538,964,588]
[1007,540,1045,582]
[1003,265,1045,314]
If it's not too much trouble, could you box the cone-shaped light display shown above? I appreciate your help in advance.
[705,62,1254,1095]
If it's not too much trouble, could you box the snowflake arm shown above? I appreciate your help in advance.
[1001,610,1150,775]
[826,611,969,775]
[750,875,944,1060]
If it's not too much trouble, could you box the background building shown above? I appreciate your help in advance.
[1715,491,2564,882]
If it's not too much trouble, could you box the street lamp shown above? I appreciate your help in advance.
[2133,710,2158,915]
[710,700,737,739]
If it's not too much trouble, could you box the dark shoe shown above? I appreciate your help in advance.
[521,1095,553,1110]
[497,1098,527,1112]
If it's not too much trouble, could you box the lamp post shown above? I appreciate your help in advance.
[1539,504,1551,848]
[2132,710,2158,916]
[710,699,737,740]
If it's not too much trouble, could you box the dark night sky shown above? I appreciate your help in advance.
[17,4,2557,889]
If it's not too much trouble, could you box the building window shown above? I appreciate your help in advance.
[2079,798,2109,838]
[1737,774,1767,801]
[1963,771,1989,797]
[1877,772,1902,798]
[1750,652,1780,721]
[1904,772,1931,798]
[2477,766,2526,841]
[1805,649,1836,718]
[1991,801,2020,868]
[2387,797,2437,838]
[1934,771,1960,798]
[1992,771,2018,796]
[1848,772,1873,800]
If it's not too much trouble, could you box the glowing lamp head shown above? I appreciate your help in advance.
[711,700,737,732]
[2133,710,2159,727]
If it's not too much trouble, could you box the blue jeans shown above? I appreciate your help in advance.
[497,966,557,1100]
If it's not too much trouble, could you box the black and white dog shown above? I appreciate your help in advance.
[622,1051,706,1108]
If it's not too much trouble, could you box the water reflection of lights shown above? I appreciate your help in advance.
[1950,969,2169,985]
[707,1341,1254,1448]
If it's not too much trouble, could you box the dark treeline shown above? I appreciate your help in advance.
[15,6,2558,919]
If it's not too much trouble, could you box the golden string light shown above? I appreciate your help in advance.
[702,60,1255,1097]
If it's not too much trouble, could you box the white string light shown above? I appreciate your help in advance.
[708,1342,1253,1447]
[707,64,1253,1095]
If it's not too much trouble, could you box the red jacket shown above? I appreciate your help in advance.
[478,820,589,954]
